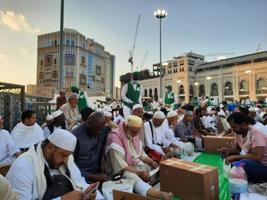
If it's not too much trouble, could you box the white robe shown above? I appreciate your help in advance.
[0,129,20,164]
[6,143,104,200]
[11,122,44,149]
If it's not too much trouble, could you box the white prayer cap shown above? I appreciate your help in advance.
[126,115,143,128]
[167,110,177,118]
[96,108,104,113]
[133,104,143,111]
[46,115,54,121]
[153,111,165,119]
[249,107,257,112]
[158,99,163,104]
[52,110,63,118]
[184,110,194,116]
[48,129,77,152]
[207,107,214,114]
[69,93,78,99]
[104,111,112,117]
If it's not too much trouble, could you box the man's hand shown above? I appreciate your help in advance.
[225,155,238,165]
[88,174,110,183]
[218,147,231,157]
[137,171,151,182]
[61,191,83,200]
[150,160,159,169]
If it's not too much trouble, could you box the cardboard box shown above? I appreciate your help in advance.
[113,190,156,200]
[203,135,235,153]
[160,158,219,200]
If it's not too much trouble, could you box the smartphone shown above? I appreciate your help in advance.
[111,170,124,181]
[85,182,99,197]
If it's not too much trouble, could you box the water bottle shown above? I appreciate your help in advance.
[229,161,248,200]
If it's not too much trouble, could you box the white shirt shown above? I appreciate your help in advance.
[144,120,168,155]
[11,122,44,149]
[253,122,267,135]
[0,129,20,164]
[121,81,142,104]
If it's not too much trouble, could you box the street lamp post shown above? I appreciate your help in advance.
[154,9,167,98]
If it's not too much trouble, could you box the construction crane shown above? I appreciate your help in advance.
[128,14,141,73]
[256,43,261,52]
[140,50,149,70]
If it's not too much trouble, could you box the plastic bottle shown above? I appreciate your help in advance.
[228,161,248,200]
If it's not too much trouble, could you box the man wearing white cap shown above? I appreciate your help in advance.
[104,111,117,129]
[43,110,66,139]
[103,115,173,200]
[0,116,21,165]
[132,104,145,145]
[60,94,80,130]
[6,129,104,200]
[11,110,44,152]
[143,111,171,156]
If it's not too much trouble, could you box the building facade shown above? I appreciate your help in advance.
[36,28,115,97]
[120,51,267,103]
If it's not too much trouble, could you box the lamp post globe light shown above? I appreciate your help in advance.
[154,9,167,98]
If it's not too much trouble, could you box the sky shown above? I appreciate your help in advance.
[0,0,267,87]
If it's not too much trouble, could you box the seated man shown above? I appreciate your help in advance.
[6,129,103,200]
[104,111,117,129]
[193,107,209,136]
[175,111,198,143]
[43,110,66,138]
[144,111,172,156]
[11,110,44,152]
[103,115,173,200]
[0,116,20,164]
[0,174,18,200]
[221,112,267,183]
[72,112,111,184]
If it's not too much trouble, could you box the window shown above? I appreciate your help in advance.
[144,89,148,96]
[96,65,101,76]
[210,83,219,96]
[71,40,75,46]
[79,74,87,86]
[40,60,43,66]
[256,78,267,94]
[179,60,184,65]
[64,54,76,66]
[190,85,194,96]
[54,59,57,65]
[81,56,86,65]
[66,39,70,46]
[173,62,178,67]
[44,55,53,67]
[154,88,158,101]
[199,85,206,97]
[149,89,153,98]
[239,80,249,95]
[54,40,57,46]
[179,85,185,95]
[224,81,233,96]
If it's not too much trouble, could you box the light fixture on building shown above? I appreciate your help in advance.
[240,89,244,91]
[162,62,169,66]
[245,70,252,74]
[194,82,199,86]
[154,9,168,18]
[177,80,182,83]
[225,87,229,89]
[206,76,212,80]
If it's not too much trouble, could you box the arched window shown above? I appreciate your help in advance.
[210,83,219,96]
[189,85,194,96]
[199,84,205,97]
[144,89,148,97]
[239,80,249,95]
[149,88,153,98]
[179,85,185,95]
[154,88,158,101]
[256,78,267,94]
[224,81,233,96]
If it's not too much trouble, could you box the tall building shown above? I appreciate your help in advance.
[120,51,267,103]
[36,28,115,97]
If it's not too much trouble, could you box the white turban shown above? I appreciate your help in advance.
[46,115,54,121]
[48,129,77,152]
[104,111,112,117]
[133,104,143,111]
[126,115,143,128]
[167,110,177,118]
[153,111,165,119]
[52,110,63,118]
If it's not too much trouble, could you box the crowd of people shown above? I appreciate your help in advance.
[1,85,267,199]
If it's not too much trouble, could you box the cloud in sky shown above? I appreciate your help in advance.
[0,11,40,34]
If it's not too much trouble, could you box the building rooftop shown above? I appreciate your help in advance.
[197,51,267,70]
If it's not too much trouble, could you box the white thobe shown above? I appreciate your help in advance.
[253,122,267,136]
[11,122,44,149]
[0,129,20,164]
